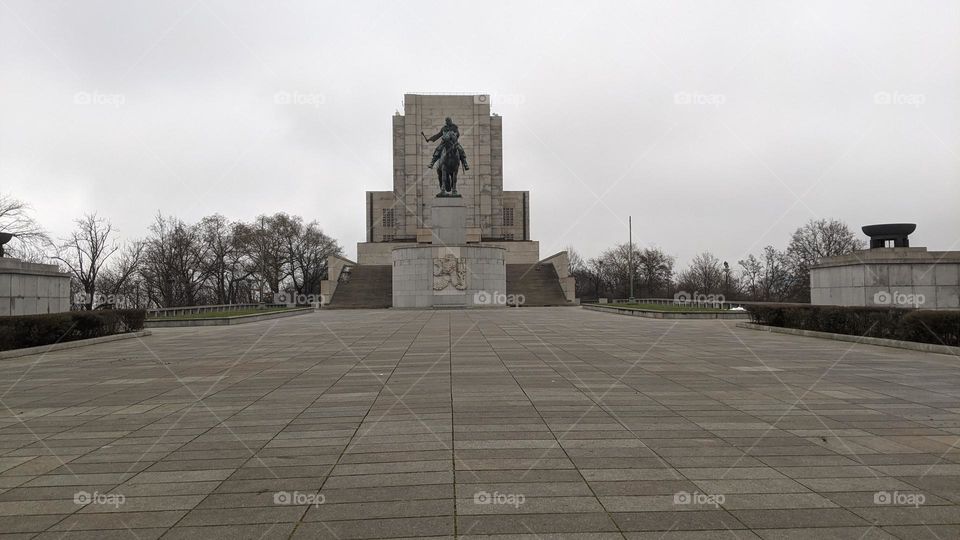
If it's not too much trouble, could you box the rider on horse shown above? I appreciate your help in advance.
[425,117,469,171]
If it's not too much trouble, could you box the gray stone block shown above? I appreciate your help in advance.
[912,265,936,286]
[889,265,912,286]
[864,265,888,286]
[935,264,960,286]
[936,286,960,309]
[913,286,937,308]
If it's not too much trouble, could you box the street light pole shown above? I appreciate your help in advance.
[628,216,634,302]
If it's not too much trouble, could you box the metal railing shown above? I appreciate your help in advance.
[599,298,811,309]
[603,298,746,309]
[147,303,288,318]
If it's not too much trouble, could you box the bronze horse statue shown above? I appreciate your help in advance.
[435,131,462,197]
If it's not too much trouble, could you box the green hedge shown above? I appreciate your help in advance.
[0,309,146,352]
[746,305,960,347]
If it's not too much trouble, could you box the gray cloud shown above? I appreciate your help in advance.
[2,0,957,267]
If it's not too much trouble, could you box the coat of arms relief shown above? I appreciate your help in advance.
[433,253,467,291]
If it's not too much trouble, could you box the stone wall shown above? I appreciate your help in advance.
[319,254,356,302]
[0,258,71,316]
[540,251,577,303]
[810,248,960,309]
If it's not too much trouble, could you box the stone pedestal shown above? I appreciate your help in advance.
[392,245,506,308]
[392,196,506,308]
[811,247,960,309]
[0,258,71,316]
[430,197,466,245]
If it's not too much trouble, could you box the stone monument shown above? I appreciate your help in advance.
[0,242,71,316]
[320,94,576,308]
[811,223,960,309]
[392,163,507,308]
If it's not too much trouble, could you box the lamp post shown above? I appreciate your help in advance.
[628,216,635,302]
[596,260,604,300]
[723,261,730,298]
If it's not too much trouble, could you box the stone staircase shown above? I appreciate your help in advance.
[506,264,570,307]
[327,265,392,308]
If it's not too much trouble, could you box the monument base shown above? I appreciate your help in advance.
[392,245,506,308]
[0,258,71,316]
[430,196,466,245]
[811,247,960,309]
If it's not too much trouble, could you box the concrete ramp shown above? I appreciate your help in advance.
[327,265,392,308]
[506,264,570,306]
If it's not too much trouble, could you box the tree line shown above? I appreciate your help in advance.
[3,193,863,307]
[569,218,863,303]
[1,194,342,309]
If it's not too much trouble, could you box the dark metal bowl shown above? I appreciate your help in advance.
[862,223,916,237]
[0,232,13,245]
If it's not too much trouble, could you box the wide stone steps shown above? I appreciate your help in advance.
[506,264,569,307]
[326,265,392,309]
[328,263,569,308]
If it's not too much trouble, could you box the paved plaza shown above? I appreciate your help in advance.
[1,308,959,539]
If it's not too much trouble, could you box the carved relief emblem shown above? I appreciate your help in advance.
[433,253,467,291]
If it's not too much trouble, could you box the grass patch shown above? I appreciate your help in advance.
[608,303,733,313]
[148,307,297,321]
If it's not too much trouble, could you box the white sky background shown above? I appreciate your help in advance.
[1,0,958,267]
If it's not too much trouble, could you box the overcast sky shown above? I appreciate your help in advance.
[2,0,958,267]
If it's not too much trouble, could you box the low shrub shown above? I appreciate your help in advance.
[115,309,146,331]
[0,313,74,350]
[746,304,960,347]
[900,310,960,347]
[0,309,147,352]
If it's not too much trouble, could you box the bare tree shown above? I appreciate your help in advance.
[97,241,146,308]
[738,253,764,300]
[676,252,725,294]
[286,219,341,296]
[199,214,254,304]
[763,246,795,301]
[565,245,586,273]
[568,246,598,300]
[141,214,209,307]
[586,243,675,299]
[787,218,863,301]
[0,193,49,260]
[237,213,295,298]
[56,214,119,309]
[636,246,675,297]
